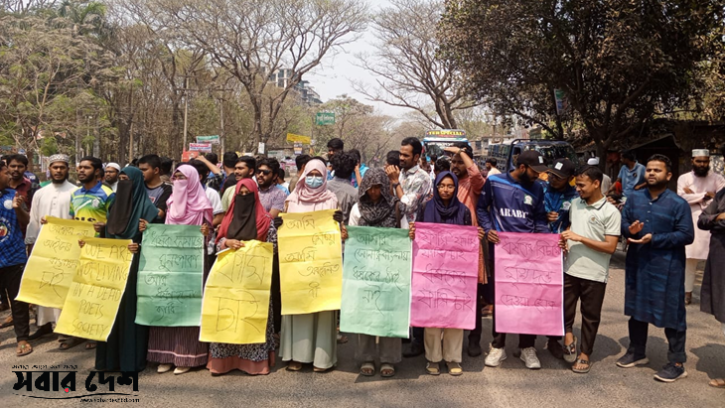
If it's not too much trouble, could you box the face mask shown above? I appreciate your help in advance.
[305,175,324,189]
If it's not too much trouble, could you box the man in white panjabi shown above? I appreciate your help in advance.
[677,149,725,305]
[24,154,79,345]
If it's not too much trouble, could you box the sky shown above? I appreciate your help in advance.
[305,0,412,119]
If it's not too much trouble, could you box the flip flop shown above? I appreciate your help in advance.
[563,336,577,364]
[380,363,395,378]
[85,342,97,350]
[17,342,33,357]
[360,362,375,376]
[709,378,725,389]
[446,362,463,376]
[286,361,303,372]
[426,362,440,375]
[0,316,14,329]
[572,358,592,374]
[59,338,84,350]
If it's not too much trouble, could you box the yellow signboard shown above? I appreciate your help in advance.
[278,209,342,315]
[55,237,134,341]
[17,217,97,309]
[286,133,311,144]
[200,241,273,344]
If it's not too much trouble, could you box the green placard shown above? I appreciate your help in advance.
[196,135,220,144]
[339,226,412,338]
[316,112,335,125]
[136,224,205,327]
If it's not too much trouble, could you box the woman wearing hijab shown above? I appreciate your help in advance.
[95,166,159,373]
[147,165,214,375]
[281,158,341,372]
[409,171,482,377]
[347,168,406,377]
[206,178,277,375]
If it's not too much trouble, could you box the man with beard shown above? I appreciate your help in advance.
[677,149,725,305]
[618,154,694,383]
[70,157,114,226]
[445,143,486,357]
[104,162,121,192]
[25,155,83,347]
[477,150,549,369]
[222,156,257,212]
[256,158,287,218]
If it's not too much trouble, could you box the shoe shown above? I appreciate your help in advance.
[468,341,482,357]
[28,323,53,340]
[616,352,649,368]
[403,342,425,358]
[685,292,692,305]
[157,364,173,373]
[546,339,564,360]
[173,367,190,375]
[484,346,507,367]
[519,347,541,369]
[654,363,687,383]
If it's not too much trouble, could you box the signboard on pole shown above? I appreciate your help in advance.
[196,135,220,145]
[189,143,212,153]
[293,142,303,156]
[316,112,335,126]
[181,150,200,162]
[286,133,311,144]
[258,142,265,154]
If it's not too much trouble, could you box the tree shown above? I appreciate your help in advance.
[440,0,725,160]
[356,0,476,129]
[133,0,368,148]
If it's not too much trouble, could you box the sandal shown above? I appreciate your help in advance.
[709,378,725,389]
[572,358,592,374]
[59,338,84,350]
[426,361,440,376]
[313,366,334,373]
[380,363,395,378]
[447,362,463,376]
[563,336,577,363]
[360,362,375,376]
[85,342,97,350]
[17,341,33,357]
[286,361,303,372]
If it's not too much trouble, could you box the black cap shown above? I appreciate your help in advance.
[548,158,575,179]
[517,150,548,173]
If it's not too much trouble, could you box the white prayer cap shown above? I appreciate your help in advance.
[692,149,710,157]
[105,162,121,171]
[587,157,600,166]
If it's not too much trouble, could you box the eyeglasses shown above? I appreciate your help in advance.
[256,169,272,176]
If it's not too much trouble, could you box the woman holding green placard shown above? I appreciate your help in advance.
[146,164,214,375]
[346,168,406,377]
[409,171,474,377]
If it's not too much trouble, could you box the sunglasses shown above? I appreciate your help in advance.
[256,169,272,176]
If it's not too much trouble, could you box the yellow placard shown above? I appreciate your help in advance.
[286,133,311,144]
[278,209,342,315]
[16,217,97,309]
[200,241,273,344]
[54,237,134,342]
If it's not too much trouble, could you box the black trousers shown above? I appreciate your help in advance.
[563,274,607,355]
[469,284,484,344]
[0,264,29,341]
[271,254,282,334]
[628,318,687,364]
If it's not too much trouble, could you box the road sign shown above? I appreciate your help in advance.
[286,133,311,144]
[316,112,335,126]
[196,135,220,145]
[189,143,212,153]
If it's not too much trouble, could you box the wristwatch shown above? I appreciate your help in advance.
[392,182,400,188]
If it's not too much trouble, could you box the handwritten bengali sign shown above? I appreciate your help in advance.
[278,209,342,315]
[340,226,412,338]
[17,217,97,309]
[200,241,273,344]
[494,231,564,336]
[136,224,205,327]
[410,222,479,330]
[55,237,134,341]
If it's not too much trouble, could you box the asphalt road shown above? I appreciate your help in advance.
[1,250,723,407]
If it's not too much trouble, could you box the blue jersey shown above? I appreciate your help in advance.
[544,182,579,233]
[0,188,28,268]
[476,172,548,234]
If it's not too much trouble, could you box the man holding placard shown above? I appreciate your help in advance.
[24,154,83,346]
[477,150,549,369]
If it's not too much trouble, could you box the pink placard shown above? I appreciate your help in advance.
[410,222,480,330]
[494,231,564,336]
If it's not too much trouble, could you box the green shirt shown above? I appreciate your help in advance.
[565,196,621,283]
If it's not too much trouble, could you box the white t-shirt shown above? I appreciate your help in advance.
[205,188,224,215]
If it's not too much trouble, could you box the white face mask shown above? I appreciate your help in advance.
[305,175,324,189]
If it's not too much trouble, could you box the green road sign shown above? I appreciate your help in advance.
[316,112,335,125]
